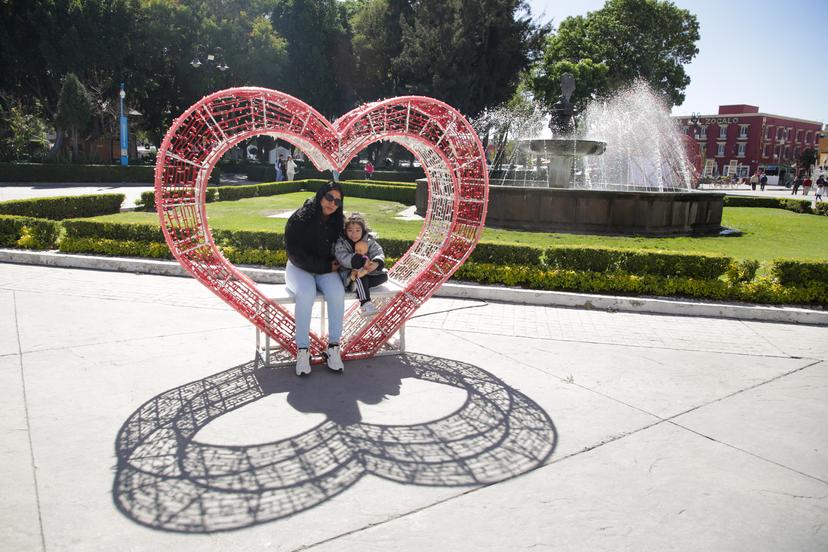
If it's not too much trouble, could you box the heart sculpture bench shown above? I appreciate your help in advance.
[255,280,406,366]
[155,88,488,363]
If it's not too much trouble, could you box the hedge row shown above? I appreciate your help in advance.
[0,194,124,220]
[723,195,823,215]
[0,214,62,248]
[136,179,416,210]
[542,246,732,280]
[0,162,154,183]
[244,163,423,183]
[772,260,828,287]
[453,262,828,306]
[0,162,220,184]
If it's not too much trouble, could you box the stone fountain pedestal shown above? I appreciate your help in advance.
[416,180,725,236]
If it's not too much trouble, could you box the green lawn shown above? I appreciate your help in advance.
[92,192,828,266]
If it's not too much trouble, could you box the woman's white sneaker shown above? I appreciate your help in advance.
[295,349,311,376]
[326,345,344,372]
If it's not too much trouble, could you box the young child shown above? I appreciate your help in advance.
[335,213,387,316]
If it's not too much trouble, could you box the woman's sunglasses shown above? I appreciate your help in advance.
[323,192,342,206]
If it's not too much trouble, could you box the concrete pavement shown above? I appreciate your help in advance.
[1,263,826,551]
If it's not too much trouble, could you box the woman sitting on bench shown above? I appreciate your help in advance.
[284,181,346,376]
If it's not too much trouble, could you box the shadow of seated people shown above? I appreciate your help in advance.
[113,353,557,533]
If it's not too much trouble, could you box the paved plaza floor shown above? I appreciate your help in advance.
[1,263,826,551]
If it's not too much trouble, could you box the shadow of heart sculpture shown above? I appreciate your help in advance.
[113,354,557,533]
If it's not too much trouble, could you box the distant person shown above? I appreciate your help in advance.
[791,175,803,195]
[759,172,768,191]
[802,175,813,196]
[364,160,374,180]
[274,156,284,182]
[815,175,826,201]
[749,172,759,191]
[286,155,297,181]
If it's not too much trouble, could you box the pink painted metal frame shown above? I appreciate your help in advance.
[155,87,488,362]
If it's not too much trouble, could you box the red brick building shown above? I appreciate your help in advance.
[673,105,823,184]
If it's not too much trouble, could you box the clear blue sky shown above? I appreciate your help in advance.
[526,0,828,124]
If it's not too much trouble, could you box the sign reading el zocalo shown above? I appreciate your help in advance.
[683,117,741,125]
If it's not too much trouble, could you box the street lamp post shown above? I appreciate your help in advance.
[119,83,128,167]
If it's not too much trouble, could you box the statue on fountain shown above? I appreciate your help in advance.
[549,72,576,135]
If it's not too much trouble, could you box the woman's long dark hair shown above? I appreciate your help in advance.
[313,180,345,229]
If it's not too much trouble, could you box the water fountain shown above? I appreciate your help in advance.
[416,78,724,235]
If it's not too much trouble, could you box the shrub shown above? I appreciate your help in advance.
[136,188,217,211]
[63,219,164,242]
[0,193,124,220]
[724,195,813,214]
[217,184,260,201]
[212,229,284,250]
[0,162,153,183]
[469,242,544,266]
[542,246,732,279]
[771,260,828,286]
[726,259,760,283]
[815,202,828,216]
[59,237,172,259]
[0,214,61,248]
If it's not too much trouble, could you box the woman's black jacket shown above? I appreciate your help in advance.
[285,198,341,274]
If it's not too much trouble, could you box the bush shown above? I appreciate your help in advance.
[217,184,260,201]
[724,195,813,214]
[136,188,217,211]
[726,259,760,283]
[0,162,153,183]
[470,243,544,266]
[63,219,164,242]
[0,193,124,220]
[772,260,828,286]
[59,237,172,259]
[543,246,732,279]
[0,214,61,248]
[452,262,828,306]
[815,202,828,216]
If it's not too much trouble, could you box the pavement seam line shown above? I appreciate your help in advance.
[409,323,820,361]
[737,318,789,357]
[12,291,48,552]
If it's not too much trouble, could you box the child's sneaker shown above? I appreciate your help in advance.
[295,349,311,376]
[326,344,344,372]
[360,302,378,317]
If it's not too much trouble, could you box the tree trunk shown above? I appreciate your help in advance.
[71,127,78,162]
[46,128,65,161]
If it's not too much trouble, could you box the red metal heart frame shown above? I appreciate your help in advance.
[155,88,488,361]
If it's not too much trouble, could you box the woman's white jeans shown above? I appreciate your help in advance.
[285,261,345,349]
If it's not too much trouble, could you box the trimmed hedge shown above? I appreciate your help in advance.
[63,219,164,242]
[0,194,124,220]
[771,260,828,286]
[0,162,154,183]
[542,246,732,280]
[453,262,828,306]
[0,214,62,248]
[244,163,423,183]
[137,188,218,211]
[816,202,828,216]
[724,195,814,214]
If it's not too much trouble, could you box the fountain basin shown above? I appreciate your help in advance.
[520,139,607,156]
[416,180,724,236]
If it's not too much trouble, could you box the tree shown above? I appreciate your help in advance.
[799,148,818,173]
[270,0,355,117]
[55,73,93,161]
[392,0,548,118]
[0,96,50,162]
[531,0,699,112]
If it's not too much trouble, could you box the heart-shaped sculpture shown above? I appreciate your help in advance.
[155,88,488,361]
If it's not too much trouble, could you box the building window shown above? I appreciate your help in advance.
[737,166,749,178]
[699,144,707,158]
[805,131,812,143]
[699,126,708,139]
[795,147,800,159]
[716,143,725,157]
[787,128,793,141]
[777,128,784,141]
[766,126,773,139]
[796,129,803,142]
[762,144,769,158]
[737,143,746,157]
[739,125,749,139]
[718,125,728,139]
[783,146,790,159]
[682,126,689,135]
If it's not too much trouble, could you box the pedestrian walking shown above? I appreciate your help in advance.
[760,173,768,191]
[364,160,374,180]
[815,175,826,201]
[286,155,296,181]
[791,174,803,195]
[802,175,812,196]
[749,172,759,191]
